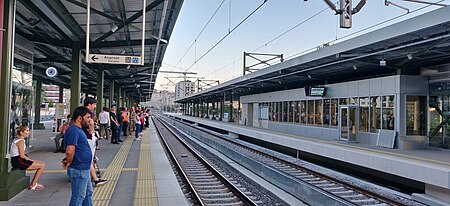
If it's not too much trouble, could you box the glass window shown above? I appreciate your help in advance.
[289,101,294,123]
[308,100,314,125]
[370,96,381,132]
[323,99,331,128]
[283,102,288,122]
[429,96,441,135]
[340,98,347,105]
[331,99,338,128]
[276,102,281,122]
[10,60,35,153]
[315,99,323,126]
[359,97,369,132]
[269,102,273,121]
[294,101,299,123]
[300,101,306,124]
[382,96,395,130]
[406,96,427,135]
[349,97,359,105]
[259,103,269,120]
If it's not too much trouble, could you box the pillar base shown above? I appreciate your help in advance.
[32,123,45,130]
[0,169,29,200]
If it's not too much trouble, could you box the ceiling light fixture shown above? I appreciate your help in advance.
[380,59,386,67]
[353,65,357,70]
[307,74,312,79]
[110,24,119,33]
[126,65,131,69]
[407,53,413,60]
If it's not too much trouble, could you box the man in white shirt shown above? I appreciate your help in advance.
[98,107,110,140]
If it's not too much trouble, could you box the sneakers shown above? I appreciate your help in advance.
[94,179,107,186]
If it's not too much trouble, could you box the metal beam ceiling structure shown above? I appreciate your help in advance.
[15,0,184,101]
[176,6,450,103]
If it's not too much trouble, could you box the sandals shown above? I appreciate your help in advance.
[29,183,44,190]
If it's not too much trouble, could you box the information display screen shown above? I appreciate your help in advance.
[309,87,325,96]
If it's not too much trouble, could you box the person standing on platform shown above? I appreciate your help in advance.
[116,108,124,143]
[63,106,93,205]
[83,97,107,186]
[134,110,141,140]
[110,104,120,144]
[10,125,46,190]
[122,108,129,137]
[130,107,136,133]
[98,107,110,140]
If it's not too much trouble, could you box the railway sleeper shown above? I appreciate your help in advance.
[202,197,241,203]
[196,186,228,191]
[315,183,338,187]
[193,181,222,185]
[197,188,230,194]
[202,201,244,206]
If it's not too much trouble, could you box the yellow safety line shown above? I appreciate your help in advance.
[134,130,157,206]
[27,168,137,174]
[93,137,133,206]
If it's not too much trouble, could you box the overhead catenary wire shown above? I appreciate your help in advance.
[184,0,269,72]
[202,0,447,80]
[169,0,227,72]
[201,2,333,79]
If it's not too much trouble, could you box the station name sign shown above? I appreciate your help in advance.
[87,54,142,65]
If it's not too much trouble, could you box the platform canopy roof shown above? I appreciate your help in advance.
[177,6,450,103]
[14,0,184,101]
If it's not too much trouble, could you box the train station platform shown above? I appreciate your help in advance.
[169,114,450,204]
[0,121,188,206]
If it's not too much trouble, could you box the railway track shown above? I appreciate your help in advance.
[161,115,423,206]
[152,117,258,206]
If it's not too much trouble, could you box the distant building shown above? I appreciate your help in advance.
[151,90,177,112]
[175,80,195,100]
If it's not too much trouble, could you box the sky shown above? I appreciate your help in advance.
[155,0,450,91]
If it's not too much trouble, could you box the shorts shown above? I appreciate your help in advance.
[11,156,34,170]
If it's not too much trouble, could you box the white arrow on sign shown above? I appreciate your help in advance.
[87,54,143,65]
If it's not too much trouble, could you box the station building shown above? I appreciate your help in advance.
[176,6,450,204]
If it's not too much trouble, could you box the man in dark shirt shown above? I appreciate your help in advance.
[64,106,93,206]
[117,107,123,143]
[110,104,120,144]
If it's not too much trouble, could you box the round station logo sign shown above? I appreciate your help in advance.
[46,67,58,77]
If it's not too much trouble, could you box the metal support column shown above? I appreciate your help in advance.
[109,80,115,107]
[116,86,121,108]
[121,89,125,107]
[201,100,204,118]
[205,101,209,118]
[96,67,104,117]
[33,78,44,129]
[193,102,196,116]
[229,94,233,122]
[220,97,223,121]
[212,100,215,119]
[0,0,30,200]
[56,85,64,130]
[70,43,82,114]
[238,99,241,122]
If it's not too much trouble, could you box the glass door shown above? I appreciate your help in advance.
[339,107,348,140]
[339,106,359,141]
[349,106,359,142]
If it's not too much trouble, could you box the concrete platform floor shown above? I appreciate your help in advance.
[0,120,188,206]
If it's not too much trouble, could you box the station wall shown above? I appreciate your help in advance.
[240,75,429,149]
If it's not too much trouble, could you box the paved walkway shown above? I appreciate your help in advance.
[0,120,187,206]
